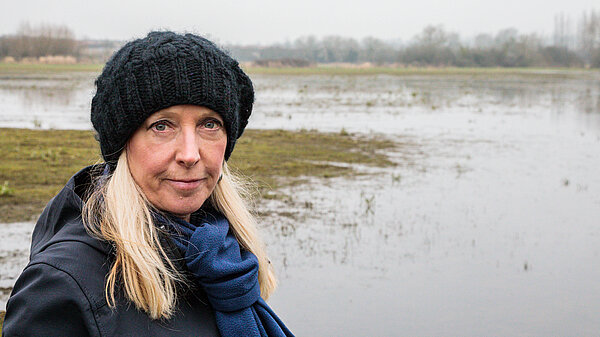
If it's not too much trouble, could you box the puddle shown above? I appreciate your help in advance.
[0,222,34,310]
[261,121,600,335]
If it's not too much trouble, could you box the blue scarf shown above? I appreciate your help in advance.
[159,211,294,337]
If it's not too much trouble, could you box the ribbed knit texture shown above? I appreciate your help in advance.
[157,211,294,337]
[91,31,254,168]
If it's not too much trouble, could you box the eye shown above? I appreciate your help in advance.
[150,121,170,132]
[203,119,222,130]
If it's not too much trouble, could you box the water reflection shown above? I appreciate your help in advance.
[261,120,600,335]
[0,73,95,129]
[1,73,599,135]
[0,222,33,310]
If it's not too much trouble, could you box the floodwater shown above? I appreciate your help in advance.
[1,70,600,336]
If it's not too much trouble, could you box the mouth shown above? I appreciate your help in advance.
[165,178,205,191]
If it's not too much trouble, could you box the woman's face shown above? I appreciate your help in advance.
[127,105,227,221]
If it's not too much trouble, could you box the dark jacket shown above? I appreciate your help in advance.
[2,166,221,336]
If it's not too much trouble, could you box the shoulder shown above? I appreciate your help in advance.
[6,239,221,336]
[30,239,111,309]
[3,259,103,336]
[3,233,110,336]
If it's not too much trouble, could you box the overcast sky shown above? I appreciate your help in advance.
[1,0,597,45]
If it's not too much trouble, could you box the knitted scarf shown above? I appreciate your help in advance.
[158,211,294,337]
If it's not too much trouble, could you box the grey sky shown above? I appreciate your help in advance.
[1,0,597,44]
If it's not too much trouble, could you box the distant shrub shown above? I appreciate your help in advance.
[0,181,14,197]
[253,58,311,67]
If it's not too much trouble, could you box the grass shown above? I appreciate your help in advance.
[0,181,15,196]
[0,63,102,73]
[0,128,396,223]
[1,62,598,79]
[0,128,100,223]
[0,310,3,333]
[242,65,599,78]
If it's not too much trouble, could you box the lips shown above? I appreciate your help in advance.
[166,178,205,191]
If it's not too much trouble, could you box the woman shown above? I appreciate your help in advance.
[3,31,293,337]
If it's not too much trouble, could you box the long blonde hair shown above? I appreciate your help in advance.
[82,151,276,319]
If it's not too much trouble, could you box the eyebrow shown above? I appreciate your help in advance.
[197,109,224,122]
[149,108,223,121]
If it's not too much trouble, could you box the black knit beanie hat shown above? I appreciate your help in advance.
[91,31,254,169]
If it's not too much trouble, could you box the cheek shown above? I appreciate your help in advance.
[127,142,168,187]
[206,141,227,171]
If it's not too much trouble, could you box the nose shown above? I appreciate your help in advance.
[175,127,200,168]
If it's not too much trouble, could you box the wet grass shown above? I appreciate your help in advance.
[243,66,600,78]
[0,128,396,223]
[0,63,102,73]
[1,62,597,79]
[0,128,100,223]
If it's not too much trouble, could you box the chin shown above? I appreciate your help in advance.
[162,196,208,217]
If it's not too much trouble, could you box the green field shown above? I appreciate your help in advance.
[0,128,396,223]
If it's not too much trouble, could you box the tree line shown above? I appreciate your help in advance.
[0,22,78,60]
[1,10,599,67]
[228,10,600,68]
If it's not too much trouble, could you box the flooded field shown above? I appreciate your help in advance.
[1,70,600,336]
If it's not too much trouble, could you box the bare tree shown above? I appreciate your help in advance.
[0,21,78,60]
[577,10,600,66]
[224,12,597,68]
[553,12,575,49]
[360,37,397,64]
[403,25,456,65]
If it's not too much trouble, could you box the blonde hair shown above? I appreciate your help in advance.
[82,151,276,319]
